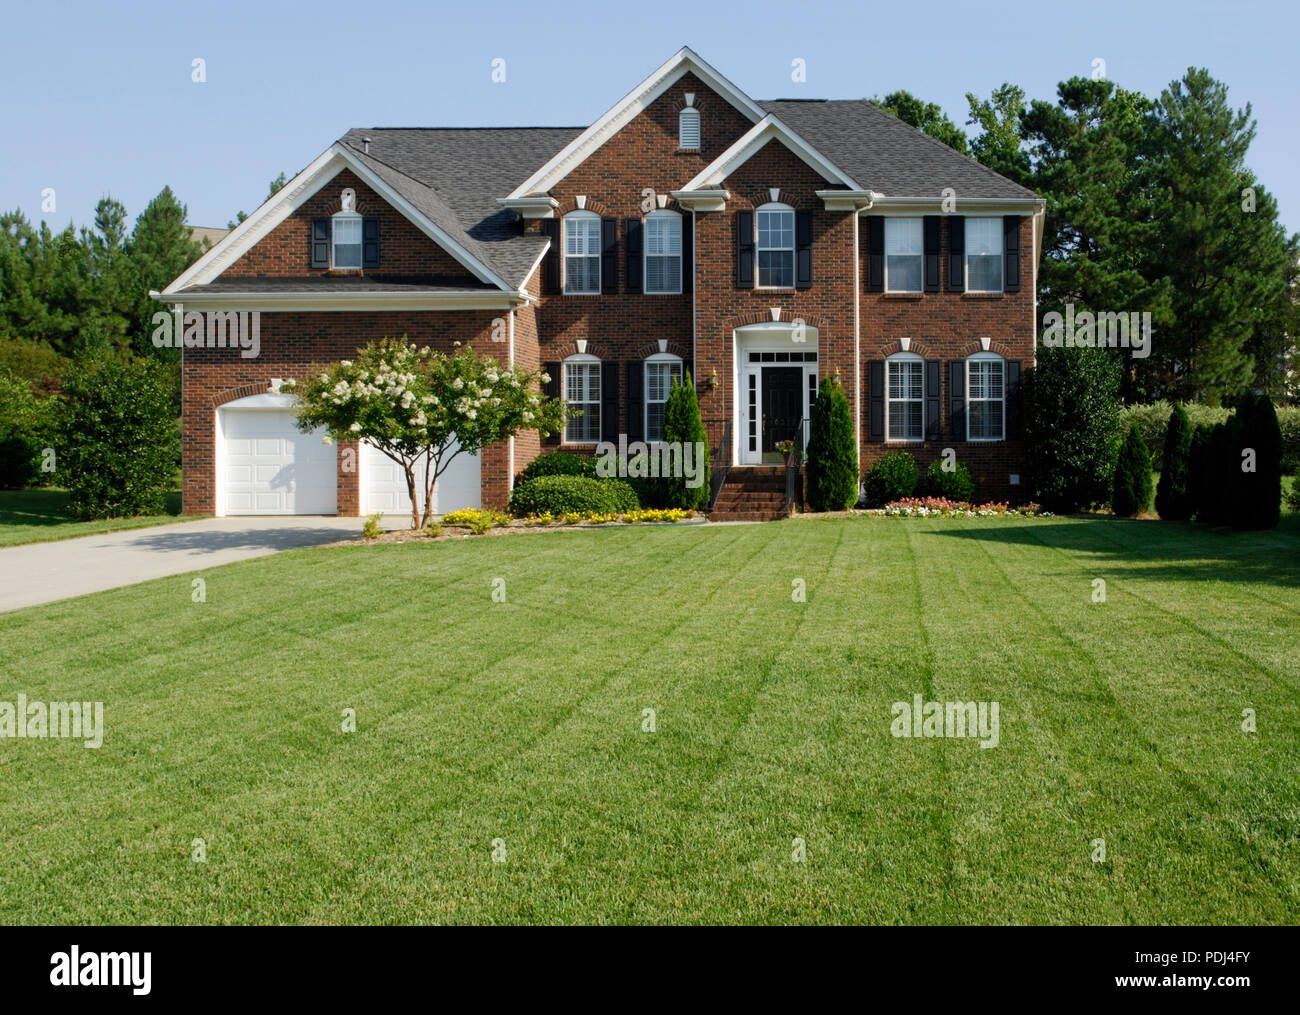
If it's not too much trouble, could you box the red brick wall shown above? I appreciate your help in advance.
[859,215,1036,501]
[223,169,478,282]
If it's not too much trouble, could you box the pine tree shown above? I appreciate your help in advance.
[806,375,858,511]
[1112,423,1154,517]
[1155,402,1194,519]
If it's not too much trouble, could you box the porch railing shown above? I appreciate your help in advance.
[708,420,732,512]
[784,418,808,515]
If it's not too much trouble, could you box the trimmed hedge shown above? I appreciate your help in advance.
[508,474,640,517]
[921,458,976,502]
[863,451,919,505]
[1112,423,1153,517]
[517,450,596,484]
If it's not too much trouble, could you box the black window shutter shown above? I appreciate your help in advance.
[923,216,941,292]
[541,219,561,293]
[866,216,884,292]
[543,361,562,445]
[624,218,643,294]
[948,359,966,438]
[681,215,693,294]
[600,360,619,440]
[925,359,941,439]
[795,209,813,289]
[310,217,330,269]
[868,360,885,441]
[362,217,380,268]
[601,217,618,294]
[735,210,754,288]
[1003,216,1022,293]
[947,216,965,292]
[1005,359,1022,437]
[625,361,644,443]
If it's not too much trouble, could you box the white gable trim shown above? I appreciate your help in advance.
[164,143,512,294]
[680,115,863,192]
[505,47,767,200]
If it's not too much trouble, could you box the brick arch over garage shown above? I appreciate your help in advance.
[211,382,272,409]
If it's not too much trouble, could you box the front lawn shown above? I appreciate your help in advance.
[0,514,1296,924]
[0,488,191,547]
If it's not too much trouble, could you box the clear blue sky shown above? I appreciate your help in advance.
[2,0,1296,234]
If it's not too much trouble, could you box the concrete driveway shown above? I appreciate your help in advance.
[0,516,364,613]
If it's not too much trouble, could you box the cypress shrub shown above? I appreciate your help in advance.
[1192,422,1234,525]
[1154,403,1194,520]
[806,375,859,510]
[1231,394,1282,530]
[658,371,710,511]
[1111,423,1153,517]
[1025,346,1122,513]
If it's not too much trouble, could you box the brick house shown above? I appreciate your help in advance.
[158,47,1044,520]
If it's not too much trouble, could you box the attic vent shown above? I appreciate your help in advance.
[679,107,700,150]
[361,136,372,154]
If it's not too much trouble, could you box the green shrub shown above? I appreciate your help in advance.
[1112,423,1153,517]
[1276,405,1300,474]
[517,450,596,485]
[1230,394,1282,530]
[657,371,710,511]
[509,474,640,516]
[1121,401,1237,464]
[1285,478,1300,513]
[863,451,919,505]
[1190,422,1231,524]
[806,375,859,510]
[0,371,58,488]
[1154,403,1194,520]
[1025,346,1122,513]
[58,358,179,519]
[921,458,976,502]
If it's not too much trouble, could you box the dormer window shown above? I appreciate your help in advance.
[678,106,700,150]
[332,212,363,269]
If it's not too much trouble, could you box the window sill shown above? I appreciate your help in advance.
[881,292,923,300]
[562,291,602,297]
[962,291,1003,299]
[326,268,364,276]
[676,147,701,154]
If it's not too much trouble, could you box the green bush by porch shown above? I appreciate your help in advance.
[805,375,858,510]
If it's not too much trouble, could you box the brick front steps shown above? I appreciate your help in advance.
[709,466,795,522]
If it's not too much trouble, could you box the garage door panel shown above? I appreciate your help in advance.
[219,409,336,515]
[362,440,479,516]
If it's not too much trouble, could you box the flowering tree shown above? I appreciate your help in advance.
[285,338,564,529]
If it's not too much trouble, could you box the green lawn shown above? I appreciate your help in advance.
[0,488,192,547]
[1,514,1297,924]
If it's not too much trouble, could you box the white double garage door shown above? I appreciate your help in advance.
[216,396,479,516]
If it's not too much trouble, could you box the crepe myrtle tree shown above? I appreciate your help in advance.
[285,338,564,529]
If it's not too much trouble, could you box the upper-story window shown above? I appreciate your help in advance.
[967,353,1005,440]
[884,218,923,293]
[564,211,601,294]
[678,107,700,150]
[332,212,362,269]
[965,218,1003,293]
[756,203,795,289]
[886,352,925,441]
[563,354,601,443]
[644,211,682,294]
[644,354,683,442]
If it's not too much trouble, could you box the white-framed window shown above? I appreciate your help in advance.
[644,211,682,294]
[756,203,795,289]
[967,353,1005,441]
[332,212,362,269]
[679,107,700,149]
[886,352,925,441]
[564,212,601,294]
[563,355,601,443]
[644,354,683,442]
[885,217,923,293]
[965,218,1003,293]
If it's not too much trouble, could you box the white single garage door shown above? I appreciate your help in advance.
[362,439,480,517]
[218,403,337,515]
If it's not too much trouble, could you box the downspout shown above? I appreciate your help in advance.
[854,193,877,485]
[507,308,516,494]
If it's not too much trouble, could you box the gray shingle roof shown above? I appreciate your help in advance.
[340,128,580,290]
[758,100,1037,200]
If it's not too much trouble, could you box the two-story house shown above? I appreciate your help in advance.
[158,47,1043,520]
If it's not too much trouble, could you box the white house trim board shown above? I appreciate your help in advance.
[150,291,524,312]
[680,115,863,193]
[505,47,767,200]
[164,144,513,294]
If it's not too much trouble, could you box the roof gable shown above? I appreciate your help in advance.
[681,114,862,192]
